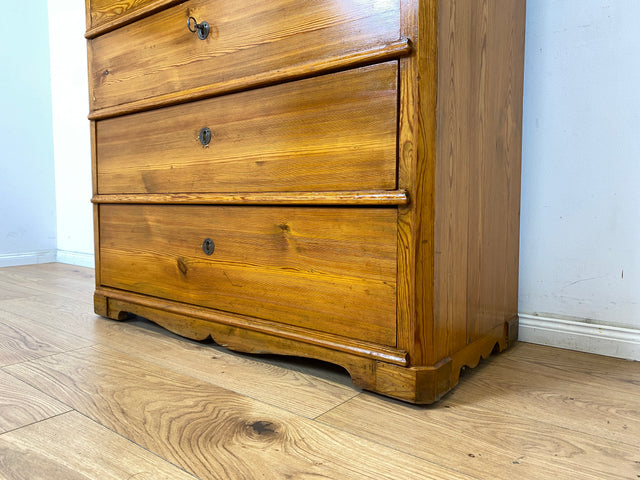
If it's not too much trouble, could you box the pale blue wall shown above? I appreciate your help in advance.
[0,1,57,264]
[519,0,640,330]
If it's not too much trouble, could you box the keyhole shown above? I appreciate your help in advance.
[199,127,212,146]
[202,238,215,255]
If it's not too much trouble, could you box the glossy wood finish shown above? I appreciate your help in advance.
[99,205,398,345]
[394,0,526,372]
[92,190,409,206]
[88,0,400,112]
[431,0,526,364]
[88,39,412,121]
[86,0,183,37]
[96,63,398,194]
[86,0,526,403]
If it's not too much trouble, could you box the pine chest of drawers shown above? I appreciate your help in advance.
[86,0,526,403]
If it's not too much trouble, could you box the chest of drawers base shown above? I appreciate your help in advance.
[94,287,519,403]
[87,0,526,404]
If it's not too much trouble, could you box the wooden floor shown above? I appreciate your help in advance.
[0,263,638,479]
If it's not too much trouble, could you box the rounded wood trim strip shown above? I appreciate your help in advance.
[92,190,409,206]
[85,0,184,39]
[95,287,409,366]
[88,39,412,120]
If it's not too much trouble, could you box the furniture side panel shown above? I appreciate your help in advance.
[433,0,526,359]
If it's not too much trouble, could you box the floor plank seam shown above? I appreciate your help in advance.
[0,411,71,437]
[311,390,361,421]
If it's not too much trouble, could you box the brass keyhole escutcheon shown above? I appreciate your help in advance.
[202,238,215,255]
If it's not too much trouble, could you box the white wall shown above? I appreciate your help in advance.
[48,0,94,267]
[519,0,640,359]
[0,1,58,266]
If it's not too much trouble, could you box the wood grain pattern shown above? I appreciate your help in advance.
[0,293,360,419]
[5,345,474,480]
[88,0,401,111]
[0,370,70,433]
[504,342,640,388]
[97,287,407,366]
[1,264,638,479]
[395,0,438,365]
[96,63,398,194]
[86,0,183,36]
[0,311,93,367]
[92,190,409,206]
[432,0,525,361]
[318,391,640,480]
[88,320,361,418]
[0,264,95,304]
[0,411,197,479]
[87,39,411,121]
[99,205,398,346]
[448,346,640,447]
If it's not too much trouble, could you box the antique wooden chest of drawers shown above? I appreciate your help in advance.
[86,0,526,403]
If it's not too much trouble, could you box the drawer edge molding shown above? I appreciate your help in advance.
[86,0,184,39]
[95,287,409,366]
[92,190,409,206]
[88,39,412,121]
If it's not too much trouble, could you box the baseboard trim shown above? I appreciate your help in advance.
[56,250,95,268]
[0,250,57,267]
[519,313,640,361]
[0,250,94,268]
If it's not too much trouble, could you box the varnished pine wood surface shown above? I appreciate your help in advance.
[0,264,638,479]
[99,204,398,345]
[96,63,398,195]
[91,189,410,206]
[88,0,401,112]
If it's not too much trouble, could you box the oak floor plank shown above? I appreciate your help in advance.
[496,342,640,390]
[318,392,640,480]
[0,279,42,301]
[443,346,640,446]
[0,264,94,304]
[99,321,360,418]
[0,294,114,343]
[5,344,474,480]
[0,370,71,433]
[0,411,197,480]
[0,310,93,367]
[0,293,359,418]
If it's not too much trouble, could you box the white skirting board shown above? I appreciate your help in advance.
[0,250,57,267]
[56,250,95,268]
[0,250,94,269]
[519,313,640,361]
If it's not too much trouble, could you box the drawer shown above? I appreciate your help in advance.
[86,0,158,30]
[88,0,400,111]
[96,62,398,194]
[99,205,397,346]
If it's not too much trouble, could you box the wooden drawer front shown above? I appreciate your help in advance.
[87,0,158,30]
[88,0,400,111]
[96,62,398,194]
[99,205,398,346]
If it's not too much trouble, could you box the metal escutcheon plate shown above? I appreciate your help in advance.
[199,127,212,146]
[202,238,215,255]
